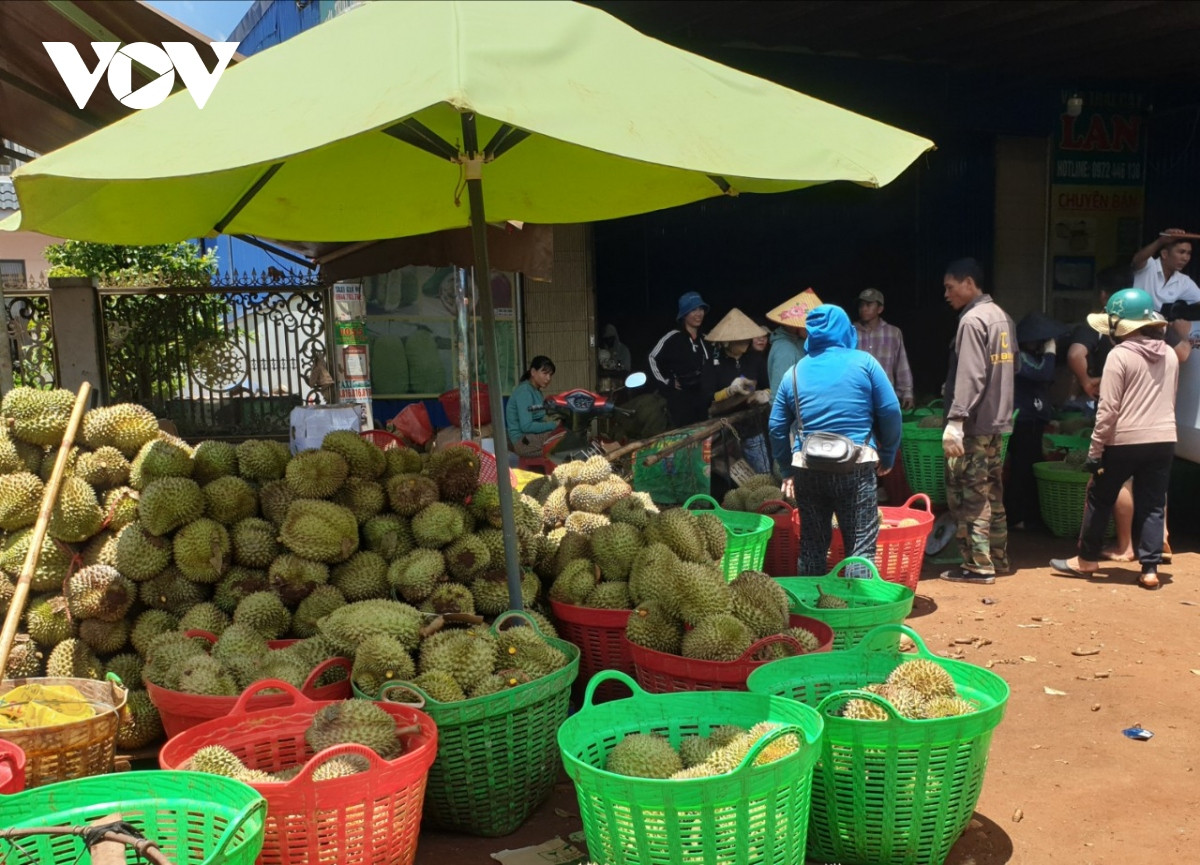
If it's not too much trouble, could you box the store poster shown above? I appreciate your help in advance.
[332,281,374,427]
[1049,91,1146,300]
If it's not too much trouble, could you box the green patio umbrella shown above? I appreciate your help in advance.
[4,0,933,608]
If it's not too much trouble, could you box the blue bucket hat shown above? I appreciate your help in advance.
[676,291,709,319]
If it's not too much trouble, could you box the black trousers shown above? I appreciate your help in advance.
[1004,419,1045,528]
[1079,442,1174,572]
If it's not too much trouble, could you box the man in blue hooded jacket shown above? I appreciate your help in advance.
[769,304,903,575]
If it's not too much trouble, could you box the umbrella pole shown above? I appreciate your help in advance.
[462,113,524,612]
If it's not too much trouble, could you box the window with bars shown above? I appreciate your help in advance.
[0,260,26,290]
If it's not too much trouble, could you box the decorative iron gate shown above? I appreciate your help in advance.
[98,273,331,440]
[3,286,56,389]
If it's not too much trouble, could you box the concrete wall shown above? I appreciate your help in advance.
[0,212,58,284]
[522,224,596,393]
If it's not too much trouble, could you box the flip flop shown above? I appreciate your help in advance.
[1049,558,1097,577]
[1139,572,1160,590]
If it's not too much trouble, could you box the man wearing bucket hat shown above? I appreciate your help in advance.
[706,308,771,472]
[648,291,713,427]
[765,288,822,394]
[1051,288,1178,589]
[940,258,1015,585]
[854,288,915,411]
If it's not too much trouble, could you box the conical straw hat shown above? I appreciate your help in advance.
[766,288,823,326]
[706,308,768,342]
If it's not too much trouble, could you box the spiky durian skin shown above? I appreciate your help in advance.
[410,502,466,549]
[47,476,104,543]
[729,570,790,639]
[290,585,347,638]
[236,439,288,482]
[317,599,423,654]
[141,631,207,689]
[81,404,160,457]
[66,564,135,622]
[0,471,43,531]
[605,733,681,779]
[923,695,978,718]
[279,500,360,563]
[79,617,130,654]
[654,509,707,563]
[231,517,280,568]
[384,473,439,517]
[383,446,423,477]
[493,623,567,679]
[680,613,754,661]
[3,387,74,442]
[885,659,957,700]
[470,571,539,616]
[130,610,181,655]
[361,514,413,562]
[102,486,141,531]
[418,629,497,692]
[351,634,416,697]
[306,700,400,758]
[128,435,194,490]
[138,567,210,615]
[419,583,475,616]
[589,522,643,581]
[674,562,732,626]
[45,638,103,679]
[116,689,164,749]
[583,581,632,609]
[815,588,849,609]
[73,446,131,491]
[6,635,44,678]
[178,602,232,638]
[443,534,490,581]
[137,476,205,536]
[625,601,683,654]
[607,496,650,529]
[413,669,467,703]
[387,548,445,603]
[332,477,386,524]
[104,652,144,689]
[258,479,299,528]
[330,550,389,601]
[173,518,232,583]
[2,528,74,592]
[233,591,292,640]
[202,476,259,525]
[263,553,327,605]
[548,559,599,605]
[320,430,381,479]
[192,440,239,484]
[112,521,171,582]
[285,448,350,499]
[565,511,610,535]
[25,594,77,646]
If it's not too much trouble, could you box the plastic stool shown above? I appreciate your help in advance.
[518,455,557,475]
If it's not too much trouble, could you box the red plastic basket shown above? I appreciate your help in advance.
[455,440,518,486]
[145,632,352,738]
[759,499,800,577]
[625,614,835,694]
[826,493,934,591]
[160,679,437,865]
[548,600,635,703]
[360,429,405,451]
[0,739,26,794]
[438,384,492,426]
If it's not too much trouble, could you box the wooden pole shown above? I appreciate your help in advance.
[0,381,91,675]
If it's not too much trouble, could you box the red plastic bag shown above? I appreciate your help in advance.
[389,403,434,448]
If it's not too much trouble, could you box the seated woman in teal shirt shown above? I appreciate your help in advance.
[505,356,560,457]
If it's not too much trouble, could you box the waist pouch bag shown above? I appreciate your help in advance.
[793,366,862,473]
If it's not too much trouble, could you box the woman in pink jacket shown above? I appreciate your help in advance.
[1051,288,1178,589]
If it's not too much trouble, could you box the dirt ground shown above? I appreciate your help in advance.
[414,527,1200,865]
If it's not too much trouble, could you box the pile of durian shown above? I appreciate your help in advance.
[719,473,792,513]
[181,699,418,783]
[0,387,559,746]
[604,722,803,780]
[839,659,978,721]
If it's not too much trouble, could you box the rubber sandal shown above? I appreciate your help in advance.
[1161,543,1173,565]
[941,569,995,585]
[1139,572,1160,590]
[1049,558,1097,577]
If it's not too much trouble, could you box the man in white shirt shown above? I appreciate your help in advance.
[1131,227,1200,339]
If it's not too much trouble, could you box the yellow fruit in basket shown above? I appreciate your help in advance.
[886,659,956,700]
[606,733,682,779]
[923,695,978,718]
[897,518,921,527]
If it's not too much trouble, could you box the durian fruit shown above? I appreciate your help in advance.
[673,562,732,626]
[427,447,480,502]
[129,434,194,489]
[330,551,389,602]
[692,512,727,561]
[73,446,131,490]
[626,600,683,654]
[1,528,75,592]
[116,689,164,749]
[141,630,207,688]
[258,479,299,528]
[678,725,745,768]
[81,404,160,457]
[866,683,927,719]
[317,599,423,654]
[114,521,172,582]
[3,386,75,446]
[332,477,386,524]
[444,534,490,581]
[279,500,360,563]
[541,486,570,528]
[137,567,210,617]
[211,566,269,614]
[185,745,251,778]
[565,511,610,535]
[552,531,592,576]
[291,585,347,638]
[269,554,330,605]
[361,514,413,562]
[654,509,707,564]
[589,522,642,581]
[78,530,117,568]
[102,486,141,531]
[551,460,583,486]
[352,634,417,697]
[130,610,182,655]
[886,659,957,700]
[236,439,289,482]
[176,655,239,696]
[138,477,205,537]
[785,626,821,653]
[384,473,439,518]
[548,559,599,605]
[202,476,259,525]
[470,570,540,616]
[705,722,801,774]
[47,476,104,543]
[468,483,501,528]
[310,754,372,781]
[306,700,401,759]
[410,502,466,549]
[419,629,497,692]
[233,591,292,640]
[383,446,422,477]
[388,548,445,603]
[39,446,80,483]
[412,669,467,702]
[0,471,43,531]
[211,622,270,666]
[729,571,790,639]
[66,564,135,622]
[420,583,475,616]
[583,581,632,609]
[285,449,349,499]
[922,695,978,718]
[25,594,77,646]
[628,543,678,606]
[605,733,681,779]
[5,634,44,678]
[79,617,130,654]
[104,652,144,688]
[493,622,568,679]
[815,587,849,609]
[232,517,280,568]
[567,483,608,515]
[45,637,104,679]
[0,572,11,608]
[192,440,239,484]
[321,431,382,480]
[842,697,889,721]
[178,602,232,638]
[608,495,650,529]
[173,518,231,583]
[680,614,754,661]
[575,455,613,485]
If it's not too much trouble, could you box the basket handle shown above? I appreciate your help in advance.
[286,741,392,784]
[581,670,643,708]
[731,724,810,772]
[900,493,932,512]
[850,623,932,657]
[736,633,807,663]
[757,499,796,516]
[779,584,803,610]
[213,796,268,862]
[230,678,316,714]
[816,688,909,722]
[378,680,432,707]
[184,629,219,646]
[682,494,722,512]
[300,655,352,692]
[492,609,545,636]
[827,556,883,582]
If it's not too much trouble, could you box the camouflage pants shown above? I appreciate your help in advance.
[945,434,1009,575]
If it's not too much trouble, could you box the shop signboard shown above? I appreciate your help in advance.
[332,281,374,427]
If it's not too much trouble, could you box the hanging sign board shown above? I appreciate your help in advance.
[332,281,374,427]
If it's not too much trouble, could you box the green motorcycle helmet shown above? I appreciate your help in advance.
[1087,287,1168,338]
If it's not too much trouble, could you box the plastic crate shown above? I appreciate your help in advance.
[683,494,774,580]
[0,738,26,794]
[360,429,405,450]
[454,439,519,487]
[1033,460,1115,539]
[626,614,834,694]
[549,599,636,704]
[758,499,800,577]
[159,680,436,865]
[558,670,825,865]
[0,770,265,865]
[900,422,1013,506]
[776,556,915,651]
[746,624,1009,865]
[826,493,934,591]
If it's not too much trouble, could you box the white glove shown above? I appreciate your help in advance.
[749,388,772,405]
[942,419,965,458]
[1042,338,1057,355]
[729,376,755,396]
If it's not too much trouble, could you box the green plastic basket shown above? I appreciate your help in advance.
[776,556,915,651]
[557,670,825,865]
[1042,430,1091,456]
[373,611,580,837]
[1033,461,1114,539]
[746,625,1009,865]
[683,494,774,580]
[900,418,1014,506]
[0,770,266,865]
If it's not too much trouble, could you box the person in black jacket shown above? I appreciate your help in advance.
[648,291,713,427]
[706,307,771,472]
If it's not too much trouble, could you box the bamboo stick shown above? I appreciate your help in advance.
[0,382,91,675]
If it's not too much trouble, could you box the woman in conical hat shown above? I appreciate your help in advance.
[707,308,771,472]
[765,288,822,393]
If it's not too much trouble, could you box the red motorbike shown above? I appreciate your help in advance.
[539,372,646,463]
